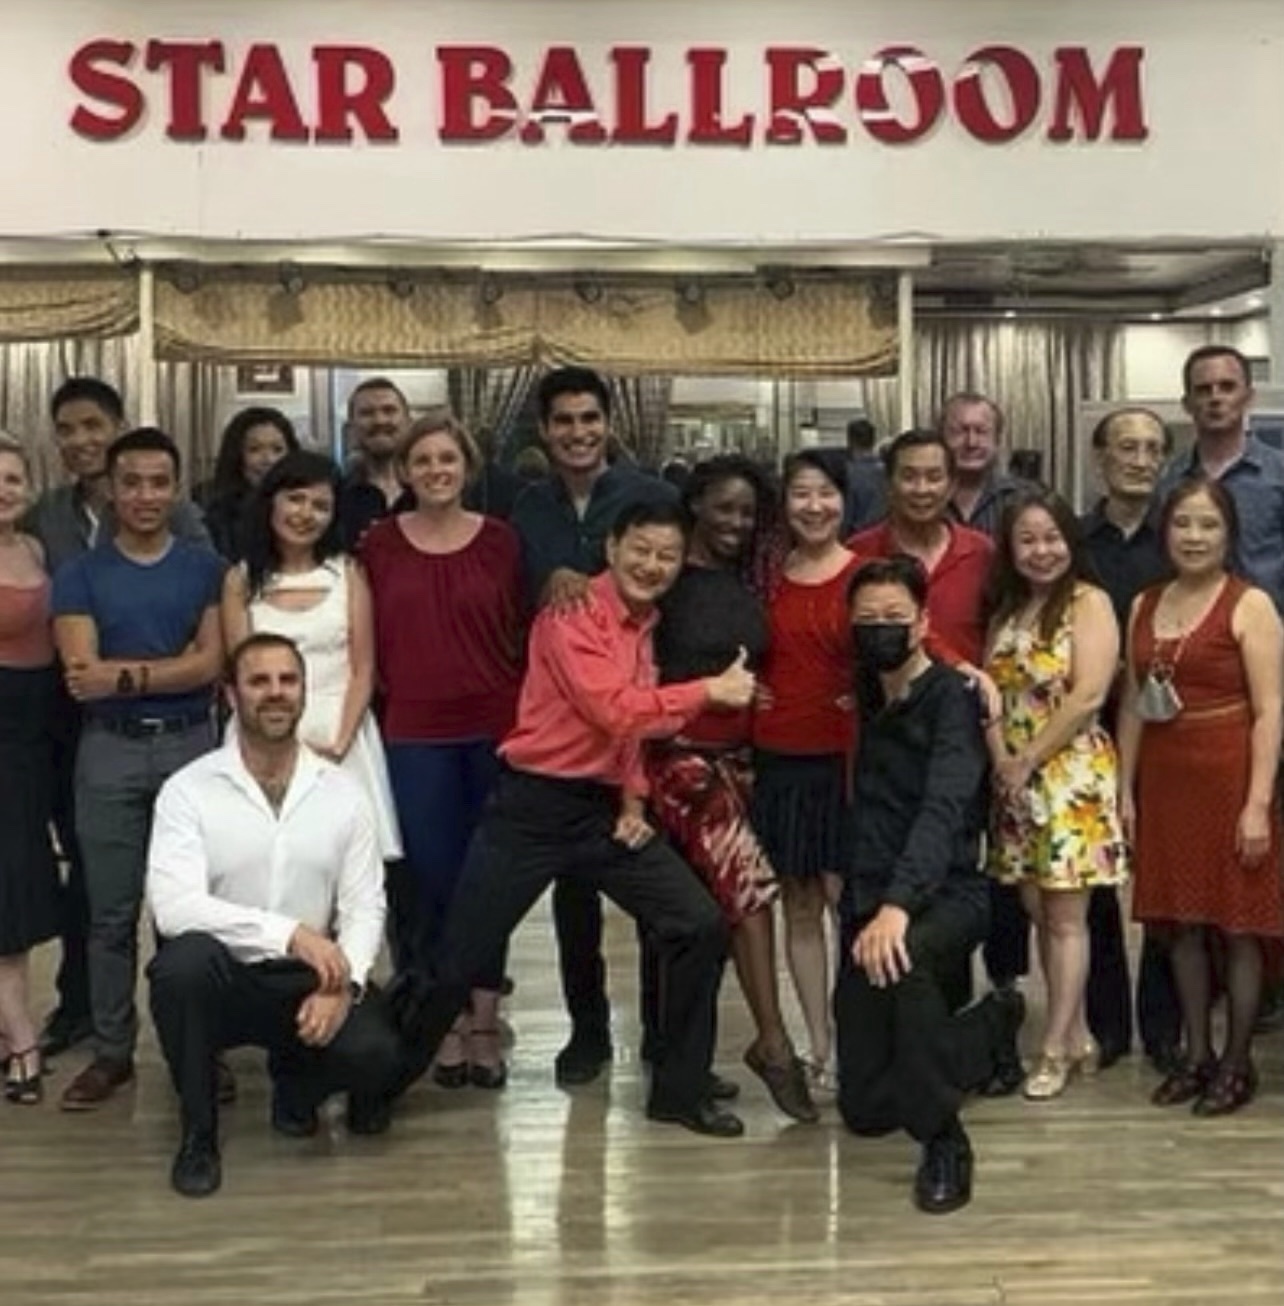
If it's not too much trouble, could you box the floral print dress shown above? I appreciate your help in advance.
[986,594,1129,890]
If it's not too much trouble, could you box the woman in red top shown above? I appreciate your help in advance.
[360,410,524,1089]
[752,450,861,1091]
[1119,477,1284,1115]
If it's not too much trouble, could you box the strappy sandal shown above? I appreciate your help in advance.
[1150,1057,1216,1107]
[4,1046,44,1105]
[468,1028,508,1090]
[1192,1062,1257,1117]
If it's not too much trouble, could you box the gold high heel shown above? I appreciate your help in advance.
[1072,1036,1102,1078]
[1022,1053,1072,1101]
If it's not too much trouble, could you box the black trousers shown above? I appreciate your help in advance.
[982,880,1030,987]
[835,895,1000,1143]
[148,933,406,1136]
[50,684,90,1023]
[553,878,611,1040]
[1085,886,1132,1054]
[1136,928,1182,1058]
[412,769,728,1113]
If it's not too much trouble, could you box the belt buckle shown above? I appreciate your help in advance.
[137,717,168,736]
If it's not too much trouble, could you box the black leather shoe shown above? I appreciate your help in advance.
[554,1032,613,1086]
[38,1011,93,1059]
[171,1130,222,1198]
[270,1088,319,1138]
[979,986,1026,1097]
[1095,1041,1128,1072]
[913,1127,973,1215]
[647,1098,745,1138]
[346,1094,393,1136]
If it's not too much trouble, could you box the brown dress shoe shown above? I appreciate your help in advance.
[60,1058,135,1112]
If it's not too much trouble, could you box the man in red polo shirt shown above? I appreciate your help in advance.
[396,499,756,1137]
[847,429,993,669]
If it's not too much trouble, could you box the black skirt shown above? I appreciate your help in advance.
[0,665,60,954]
[750,749,849,879]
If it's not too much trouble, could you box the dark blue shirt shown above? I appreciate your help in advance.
[51,539,225,721]
[841,452,888,536]
[510,465,678,599]
[1079,501,1170,634]
[1156,435,1284,614]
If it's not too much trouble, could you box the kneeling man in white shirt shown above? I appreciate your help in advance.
[146,632,402,1198]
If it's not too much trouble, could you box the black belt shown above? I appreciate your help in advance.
[92,710,210,739]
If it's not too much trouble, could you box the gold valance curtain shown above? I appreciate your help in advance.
[154,271,898,378]
[0,272,137,342]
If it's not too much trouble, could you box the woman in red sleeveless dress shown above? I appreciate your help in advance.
[1119,476,1284,1116]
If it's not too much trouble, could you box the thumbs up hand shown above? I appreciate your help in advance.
[705,645,756,708]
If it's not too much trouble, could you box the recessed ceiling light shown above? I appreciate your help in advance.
[1248,294,1264,308]
[1003,309,1017,319]
[1149,312,1163,321]
[1211,306,1223,317]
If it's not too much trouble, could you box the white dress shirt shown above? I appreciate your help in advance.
[146,741,386,983]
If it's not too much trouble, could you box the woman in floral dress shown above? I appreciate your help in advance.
[985,490,1128,1101]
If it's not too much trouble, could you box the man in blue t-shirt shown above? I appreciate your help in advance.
[51,427,225,1112]
[509,367,677,1086]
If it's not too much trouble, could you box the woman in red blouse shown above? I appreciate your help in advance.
[360,410,524,1089]
[752,450,861,1092]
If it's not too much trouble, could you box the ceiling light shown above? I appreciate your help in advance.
[1210,306,1223,317]
[765,273,796,301]
[675,279,705,307]
[574,277,603,305]
[277,262,305,296]
[388,275,415,300]
[1148,311,1163,321]
[1003,309,1017,319]
[478,275,504,306]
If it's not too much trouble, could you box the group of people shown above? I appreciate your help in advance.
[0,349,1281,1216]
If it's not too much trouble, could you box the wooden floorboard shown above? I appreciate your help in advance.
[3,902,1282,1306]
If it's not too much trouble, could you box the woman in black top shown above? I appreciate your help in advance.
[200,407,298,560]
[646,456,816,1122]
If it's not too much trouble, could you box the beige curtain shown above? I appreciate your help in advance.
[0,272,137,343]
[154,272,898,378]
[854,317,1124,495]
[447,365,539,458]
[608,376,674,467]
[154,360,225,489]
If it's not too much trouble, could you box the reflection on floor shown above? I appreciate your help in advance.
[3,899,1282,1306]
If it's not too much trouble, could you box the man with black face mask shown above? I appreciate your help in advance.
[835,555,1023,1215]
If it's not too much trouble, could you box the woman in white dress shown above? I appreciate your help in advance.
[221,450,402,863]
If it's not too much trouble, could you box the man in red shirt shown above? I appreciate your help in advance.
[396,500,756,1136]
[846,428,993,669]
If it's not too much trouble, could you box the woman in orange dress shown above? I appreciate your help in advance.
[1119,476,1284,1116]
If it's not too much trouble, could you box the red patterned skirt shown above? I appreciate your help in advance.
[646,743,779,927]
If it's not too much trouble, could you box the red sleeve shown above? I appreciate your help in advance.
[541,609,709,742]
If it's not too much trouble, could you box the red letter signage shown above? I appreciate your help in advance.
[953,45,1041,143]
[1048,45,1148,141]
[855,46,944,144]
[69,39,143,140]
[438,46,517,141]
[220,44,309,141]
[314,46,399,142]
[766,48,847,144]
[144,40,225,141]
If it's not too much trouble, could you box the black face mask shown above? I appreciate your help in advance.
[852,622,914,673]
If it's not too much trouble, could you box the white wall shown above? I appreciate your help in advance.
[1121,317,1269,402]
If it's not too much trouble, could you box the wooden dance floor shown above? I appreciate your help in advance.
[3,900,1282,1306]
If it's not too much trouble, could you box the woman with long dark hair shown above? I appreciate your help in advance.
[646,454,815,1121]
[221,450,400,858]
[984,490,1127,1101]
[202,407,299,560]
[1119,476,1283,1115]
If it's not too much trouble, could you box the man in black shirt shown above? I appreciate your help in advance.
[835,556,1022,1215]
[1080,407,1180,1071]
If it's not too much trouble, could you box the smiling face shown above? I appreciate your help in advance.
[54,398,123,483]
[540,391,608,478]
[0,449,30,527]
[689,474,757,567]
[241,423,291,488]
[888,442,954,528]
[606,522,686,611]
[1010,504,1071,592]
[402,429,469,510]
[350,386,408,461]
[1165,487,1230,579]
[784,465,843,549]
[269,481,335,556]
[229,642,305,744]
[109,449,177,539]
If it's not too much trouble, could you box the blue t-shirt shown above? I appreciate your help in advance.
[51,538,225,721]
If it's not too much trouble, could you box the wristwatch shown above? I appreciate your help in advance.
[116,666,136,696]
[348,980,366,1005]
